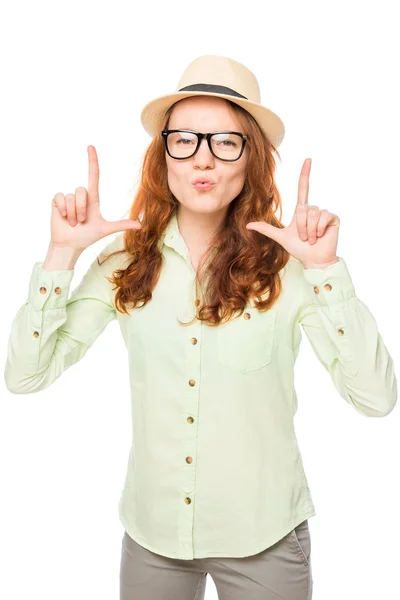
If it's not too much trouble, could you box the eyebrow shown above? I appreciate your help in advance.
[167,128,244,133]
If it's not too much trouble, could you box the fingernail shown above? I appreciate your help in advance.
[70,219,76,226]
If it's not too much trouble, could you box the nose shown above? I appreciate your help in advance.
[192,137,215,169]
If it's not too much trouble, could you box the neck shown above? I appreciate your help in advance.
[176,205,226,253]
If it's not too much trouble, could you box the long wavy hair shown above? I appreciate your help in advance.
[98,98,290,326]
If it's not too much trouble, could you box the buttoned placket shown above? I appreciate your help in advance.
[162,226,206,557]
[178,298,202,556]
[163,223,261,555]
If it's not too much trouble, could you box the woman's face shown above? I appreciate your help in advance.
[165,96,249,216]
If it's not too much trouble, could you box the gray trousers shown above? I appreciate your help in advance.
[120,519,313,599]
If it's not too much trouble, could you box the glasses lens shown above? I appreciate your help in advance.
[166,131,198,158]
[210,133,243,160]
[166,131,244,160]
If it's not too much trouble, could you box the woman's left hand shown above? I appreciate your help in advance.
[246,158,340,269]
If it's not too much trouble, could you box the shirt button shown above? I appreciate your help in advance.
[33,331,39,338]
[184,497,192,504]
[194,299,200,306]
[187,417,194,424]
[186,456,193,464]
[337,328,344,336]
[244,312,251,320]
[39,286,47,294]
[54,287,62,294]
[324,284,332,291]
[189,379,196,387]
[190,337,198,345]
[313,285,320,294]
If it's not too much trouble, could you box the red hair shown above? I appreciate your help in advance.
[98,99,290,326]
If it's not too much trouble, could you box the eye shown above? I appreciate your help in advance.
[174,132,197,145]
[176,137,196,145]
[219,139,237,147]
[212,133,239,147]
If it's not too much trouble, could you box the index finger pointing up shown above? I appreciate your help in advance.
[87,145,100,204]
[297,158,312,207]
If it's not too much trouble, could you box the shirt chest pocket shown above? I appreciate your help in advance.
[217,307,277,373]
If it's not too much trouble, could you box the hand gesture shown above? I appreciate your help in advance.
[49,145,142,252]
[246,158,340,268]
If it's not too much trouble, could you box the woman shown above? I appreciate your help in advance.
[4,55,397,600]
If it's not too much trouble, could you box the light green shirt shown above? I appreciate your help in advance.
[4,209,397,559]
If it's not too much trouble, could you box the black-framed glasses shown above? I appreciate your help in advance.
[161,129,249,162]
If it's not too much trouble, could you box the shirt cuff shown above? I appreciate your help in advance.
[28,262,75,311]
[301,257,356,306]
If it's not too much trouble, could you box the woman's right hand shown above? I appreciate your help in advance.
[49,145,142,252]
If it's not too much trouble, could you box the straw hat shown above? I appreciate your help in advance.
[140,55,285,148]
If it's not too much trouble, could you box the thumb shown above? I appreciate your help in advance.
[105,219,142,235]
[246,221,283,242]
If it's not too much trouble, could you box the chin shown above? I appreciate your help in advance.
[189,199,223,212]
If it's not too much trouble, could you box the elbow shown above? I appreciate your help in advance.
[4,374,31,395]
[343,375,398,418]
[4,355,34,394]
[379,375,398,417]
[376,393,397,418]
[350,390,397,418]
[4,364,44,395]
[3,364,23,394]
[376,361,398,417]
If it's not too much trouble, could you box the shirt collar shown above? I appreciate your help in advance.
[158,209,189,258]
[157,209,290,293]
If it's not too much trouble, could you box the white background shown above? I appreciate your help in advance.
[1,1,399,599]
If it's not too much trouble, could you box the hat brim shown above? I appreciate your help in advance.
[140,91,285,148]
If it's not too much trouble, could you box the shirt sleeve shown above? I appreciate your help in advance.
[293,257,397,417]
[4,235,126,394]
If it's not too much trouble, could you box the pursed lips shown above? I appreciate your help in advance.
[191,178,215,185]
[192,182,215,191]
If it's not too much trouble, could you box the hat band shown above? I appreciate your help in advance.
[178,83,247,99]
